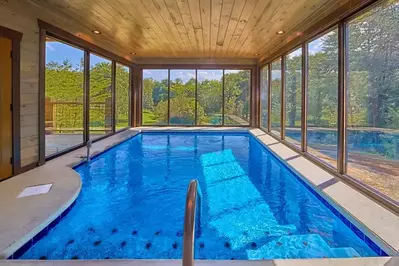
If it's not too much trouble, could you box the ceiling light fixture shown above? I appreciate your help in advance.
[92,30,101,34]
[276,30,285,35]
[130,52,136,55]
[254,53,259,56]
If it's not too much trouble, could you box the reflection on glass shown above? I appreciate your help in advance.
[224,70,250,125]
[285,48,302,147]
[271,59,282,135]
[115,64,129,130]
[89,54,112,140]
[45,37,84,157]
[260,66,268,129]
[347,0,399,201]
[307,29,338,167]
[142,69,169,125]
[170,70,196,125]
[197,70,223,125]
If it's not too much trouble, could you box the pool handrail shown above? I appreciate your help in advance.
[182,179,202,266]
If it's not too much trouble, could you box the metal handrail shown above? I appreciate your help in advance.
[86,140,92,162]
[182,180,202,266]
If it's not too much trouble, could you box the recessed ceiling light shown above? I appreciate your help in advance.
[276,30,285,35]
[92,30,101,34]
[130,52,136,55]
[254,53,259,56]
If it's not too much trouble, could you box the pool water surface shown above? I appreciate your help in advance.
[19,132,381,260]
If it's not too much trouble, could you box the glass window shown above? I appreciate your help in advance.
[45,37,84,157]
[197,70,223,125]
[89,54,112,140]
[271,59,282,135]
[169,70,196,125]
[115,64,129,130]
[142,69,169,125]
[347,0,399,201]
[260,65,268,129]
[224,70,250,126]
[285,48,302,147]
[307,29,338,167]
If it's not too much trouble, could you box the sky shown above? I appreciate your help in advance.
[46,42,110,66]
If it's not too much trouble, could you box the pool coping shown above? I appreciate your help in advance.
[0,257,398,266]
[0,129,141,259]
[247,128,399,255]
[0,127,398,261]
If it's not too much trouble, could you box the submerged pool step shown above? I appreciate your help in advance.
[330,247,360,258]
[246,234,359,259]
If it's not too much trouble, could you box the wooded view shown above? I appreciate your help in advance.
[142,69,250,126]
[261,0,399,201]
[45,42,129,156]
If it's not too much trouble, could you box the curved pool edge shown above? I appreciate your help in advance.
[0,129,142,260]
[0,167,82,260]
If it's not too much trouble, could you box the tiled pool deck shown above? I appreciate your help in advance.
[0,127,398,265]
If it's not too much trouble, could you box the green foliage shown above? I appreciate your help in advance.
[115,64,129,127]
[143,70,250,125]
[46,59,130,131]
[224,71,250,121]
[285,52,302,128]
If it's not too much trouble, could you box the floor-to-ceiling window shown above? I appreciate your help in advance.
[115,64,130,130]
[307,29,338,168]
[169,70,196,125]
[285,48,302,147]
[44,37,84,157]
[43,34,130,160]
[142,69,169,125]
[197,70,223,125]
[347,0,399,201]
[141,68,251,126]
[271,59,282,135]
[257,0,398,206]
[224,70,251,126]
[89,54,112,140]
[260,65,269,129]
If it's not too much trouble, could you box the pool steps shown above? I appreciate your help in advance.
[246,234,360,259]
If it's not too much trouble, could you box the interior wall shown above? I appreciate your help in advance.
[0,4,39,167]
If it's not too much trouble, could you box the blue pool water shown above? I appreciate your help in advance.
[20,132,380,260]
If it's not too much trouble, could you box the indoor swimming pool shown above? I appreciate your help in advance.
[16,132,385,260]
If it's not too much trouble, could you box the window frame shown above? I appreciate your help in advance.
[283,45,303,148]
[259,64,269,131]
[114,62,131,132]
[257,0,399,212]
[39,22,133,162]
[270,57,283,138]
[140,66,254,127]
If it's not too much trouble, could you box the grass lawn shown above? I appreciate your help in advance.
[142,110,158,124]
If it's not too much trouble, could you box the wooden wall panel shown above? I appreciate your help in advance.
[0,3,39,167]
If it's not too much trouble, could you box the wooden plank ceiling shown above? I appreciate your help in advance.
[18,0,354,63]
